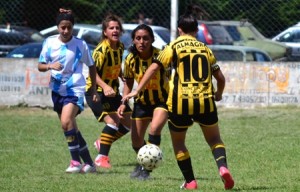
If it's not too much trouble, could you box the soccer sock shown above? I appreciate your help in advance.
[99,124,118,156]
[132,140,146,153]
[211,143,227,169]
[64,129,81,162]
[147,134,161,146]
[113,124,130,142]
[176,151,195,183]
[77,131,94,166]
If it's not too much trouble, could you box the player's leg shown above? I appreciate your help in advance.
[130,118,151,179]
[168,122,198,190]
[60,102,82,173]
[148,106,168,146]
[94,113,120,168]
[200,123,234,190]
[75,124,96,173]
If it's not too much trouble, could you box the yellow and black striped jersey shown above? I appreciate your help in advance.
[86,39,124,95]
[157,35,217,115]
[123,47,169,105]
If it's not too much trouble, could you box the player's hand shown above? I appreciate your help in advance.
[117,104,126,118]
[103,86,116,97]
[92,91,100,103]
[121,90,138,103]
[214,91,222,101]
[49,61,63,71]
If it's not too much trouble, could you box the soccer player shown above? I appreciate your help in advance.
[85,13,132,169]
[122,5,235,190]
[117,24,168,180]
[38,8,99,173]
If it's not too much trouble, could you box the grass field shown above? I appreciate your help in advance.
[0,106,300,192]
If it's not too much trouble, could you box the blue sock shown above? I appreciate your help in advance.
[64,129,81,162]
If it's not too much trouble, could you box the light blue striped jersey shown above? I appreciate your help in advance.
[39,35,94,97]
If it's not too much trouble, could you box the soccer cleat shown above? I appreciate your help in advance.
[180,180,198,190]
[94,139,101,152]
[81,163,97,173]
[65,160,82,173]
[137,167,151,180]
[95,155,111,168]
[130,164,142,178]
[219,166,234,190]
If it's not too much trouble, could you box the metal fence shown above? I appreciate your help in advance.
[0,0,299,44]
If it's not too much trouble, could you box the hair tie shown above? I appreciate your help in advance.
[59,8,72,14]
[56,8,74,25]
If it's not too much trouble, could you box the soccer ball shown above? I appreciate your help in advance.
[137,144,163,170]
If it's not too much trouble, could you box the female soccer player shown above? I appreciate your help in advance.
[38,8,99,173]
[117,24,168,180]
[122,5,235,190]
[85,13,132,169]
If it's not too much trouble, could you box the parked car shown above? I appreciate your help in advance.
[0,29,34,57]
[40,24,102,46]
[98,23,171,49]
[272,22,300,61]
[0,24,45,42]
[6,42,96,58]
[40,23,133,48]
[208,45,272,62]
[197,20,234,45]
[204,20,289,61]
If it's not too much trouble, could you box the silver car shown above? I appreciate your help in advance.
[272,22,300,61]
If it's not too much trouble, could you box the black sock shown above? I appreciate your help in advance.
[177,157,195,183]
[64,129,80,162]
[77,131,94,166]
[99,124,117,156]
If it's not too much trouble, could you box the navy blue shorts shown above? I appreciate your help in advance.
[51,91,83,115]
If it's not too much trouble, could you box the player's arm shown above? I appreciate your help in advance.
[117,78,134,116]
[122,62,161,102]
[212,64,225,101]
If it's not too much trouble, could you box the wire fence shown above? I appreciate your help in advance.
[0,0,300,53]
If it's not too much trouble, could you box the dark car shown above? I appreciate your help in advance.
[197,21,234,45]
[0,25,45,42]
[0,29,34,57]
[6,42,96,58]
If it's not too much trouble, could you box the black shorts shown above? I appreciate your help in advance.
[132,102,168,120]
[168,103,218,129]
[85,91,131,122]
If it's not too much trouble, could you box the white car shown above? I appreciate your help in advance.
[121,23,170,49]
[40,24,102,46]
[272,22,300,61]
[40,23,170,49]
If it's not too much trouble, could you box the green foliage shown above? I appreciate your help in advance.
[0,106,300,191]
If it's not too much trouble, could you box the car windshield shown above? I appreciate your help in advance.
[224,26,242,41]
[154,29,170,43]
[207,25,233,45]
[212,49,243,61]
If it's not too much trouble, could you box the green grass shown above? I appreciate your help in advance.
[0,106,300,191]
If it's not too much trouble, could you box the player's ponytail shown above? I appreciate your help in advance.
[178,4,198,33]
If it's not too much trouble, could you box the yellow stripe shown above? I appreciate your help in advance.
[211,143,225,151]
[200,94,204,114]
[209,97,213,112]
[101,133,115,139]
[176,151,190,161]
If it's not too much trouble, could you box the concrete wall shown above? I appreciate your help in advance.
[0,58,299,108]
